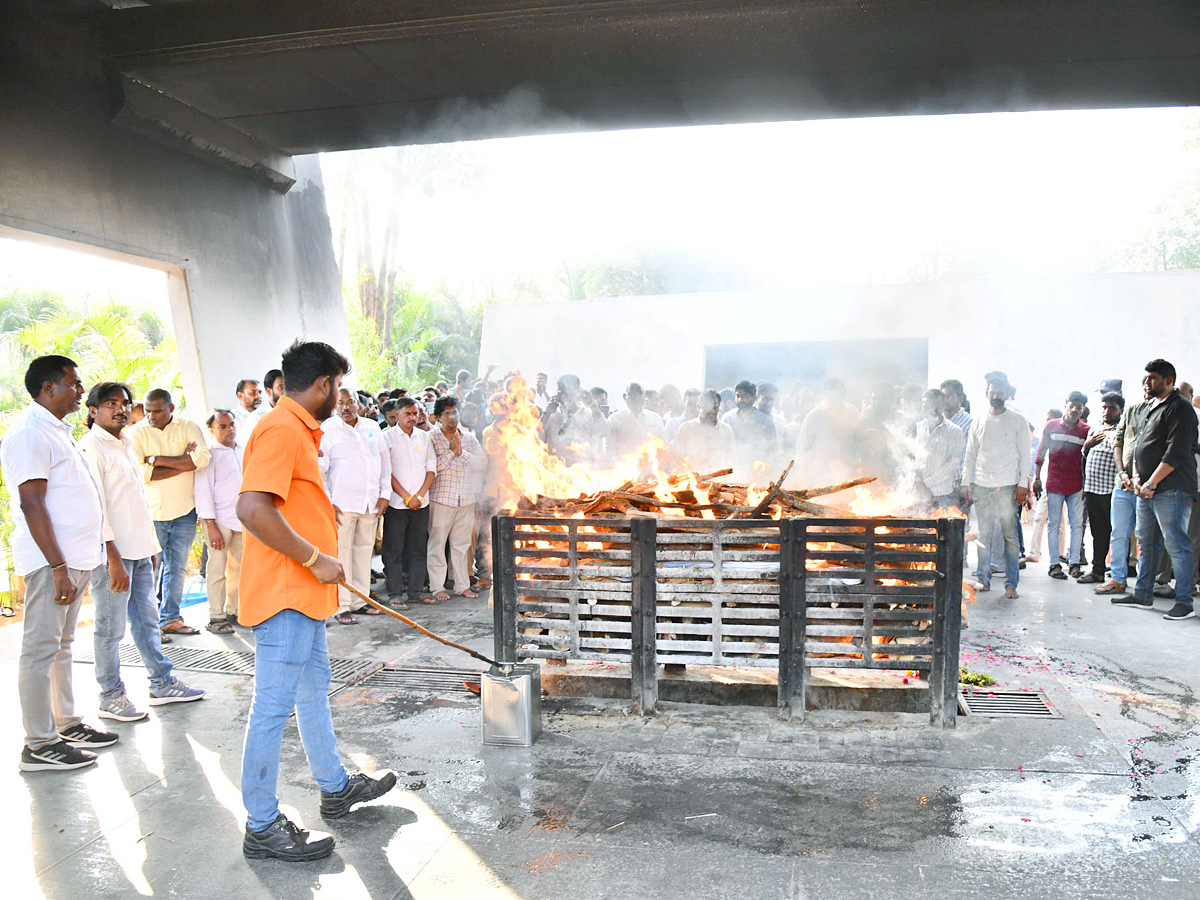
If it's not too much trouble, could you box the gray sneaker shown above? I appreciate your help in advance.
[99,694,148,722]
[1163,604,1196,621]
[148,678,206,706]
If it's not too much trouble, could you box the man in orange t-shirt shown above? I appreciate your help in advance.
[237,341,395,863]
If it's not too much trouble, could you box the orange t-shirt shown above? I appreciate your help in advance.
[237,396,338,626]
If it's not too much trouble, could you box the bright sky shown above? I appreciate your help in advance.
[1,107,1196,311]
[324,106,1200,298]
[0,238,169,315]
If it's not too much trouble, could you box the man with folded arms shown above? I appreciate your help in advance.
[129,388,210,637]
[80,382,205,722]
[381,397,436,606]
[237,340,394,862]
[2,356,116,771]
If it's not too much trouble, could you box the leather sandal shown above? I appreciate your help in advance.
[161,621,200,635]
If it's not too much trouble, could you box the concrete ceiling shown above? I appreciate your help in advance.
[93,1,1200,182]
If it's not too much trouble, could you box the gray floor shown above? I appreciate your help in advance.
[2,559,1197,900]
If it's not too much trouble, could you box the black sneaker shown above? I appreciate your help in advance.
[1163,604,1196,621]
[1111,595,1154,607]
[19,740,98,772]
[1068,564,1082,579]
[1153,583,1175,598]
[243,814,334,861]
[59,723,119,749]
[319,771,398,819]
[1049,564,1067,580]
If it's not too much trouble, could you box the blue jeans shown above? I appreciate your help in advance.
[1109,486,1137,584]
[974,486,1020,589]
[154,510,197,627]
[241,609,348,832]
[91,557,174,698]
[1133,490,1194,608]
[1046,491,1085,566]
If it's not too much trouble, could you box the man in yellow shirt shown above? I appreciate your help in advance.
[129,388,210,636]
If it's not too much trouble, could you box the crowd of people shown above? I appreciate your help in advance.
[2,344,1197,861]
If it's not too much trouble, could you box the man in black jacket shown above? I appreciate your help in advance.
[1113,359,1198,620]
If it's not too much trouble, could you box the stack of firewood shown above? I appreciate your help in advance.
[513,462,877,519]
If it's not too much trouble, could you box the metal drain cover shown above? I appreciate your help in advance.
[75,643,381,684]
[958,688,1062,718]
[357,665,482,694]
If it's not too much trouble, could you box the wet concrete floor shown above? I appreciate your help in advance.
[1,560,1197,899]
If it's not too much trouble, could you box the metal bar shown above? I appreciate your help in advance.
[777,518,806,721]
[930,517,965,728]
[629,516,658,715]
[492,514,518,664]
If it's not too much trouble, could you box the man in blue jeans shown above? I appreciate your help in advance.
[237,341,395,862]
[79,382,205,720]
[1113,359,1197,620]
[129,388,210,637]
[1033,392,1090,580]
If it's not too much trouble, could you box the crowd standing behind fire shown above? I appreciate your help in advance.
[2,348,1197,858]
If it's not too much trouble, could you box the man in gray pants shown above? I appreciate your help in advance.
[1,356,118,771]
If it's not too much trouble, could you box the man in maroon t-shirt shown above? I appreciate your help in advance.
[1033,391,1090,579]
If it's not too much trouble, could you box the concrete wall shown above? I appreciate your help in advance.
[0,13,347,415]
[479,271,1200,423]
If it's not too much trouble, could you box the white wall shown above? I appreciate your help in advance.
[479,272,1200,422]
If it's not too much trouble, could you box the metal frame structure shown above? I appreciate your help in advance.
[492,514,964,727]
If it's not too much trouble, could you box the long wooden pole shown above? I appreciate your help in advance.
[342,582,501,669]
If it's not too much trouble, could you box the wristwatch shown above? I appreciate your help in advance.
[148,455,157,465]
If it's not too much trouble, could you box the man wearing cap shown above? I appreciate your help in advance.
[961,373,1030,599]
[1033,392,1090,579]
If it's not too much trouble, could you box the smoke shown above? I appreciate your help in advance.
[403,86,590,146]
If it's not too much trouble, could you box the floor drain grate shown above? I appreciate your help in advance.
[76,644,382,684]
[357,665,482,694]
[958,688,1062,718]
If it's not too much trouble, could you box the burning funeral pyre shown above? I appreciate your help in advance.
[484,382,973,672]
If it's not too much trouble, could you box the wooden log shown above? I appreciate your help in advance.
[791,475,877,500]
[745,459,795,519]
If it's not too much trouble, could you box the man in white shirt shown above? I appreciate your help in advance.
[380,398,437,606]
[1,356,114,770]
[319,388,391,623]
[232,378,265,439]
[262,369,285,410]
[532,372,551,413]
[606,382,667,471]
[961,373,1031,599]
[666,389,700,446]
[80,382,205,723]
[195,409,245,634]
[915,389,966,510]
[674,389,737,475]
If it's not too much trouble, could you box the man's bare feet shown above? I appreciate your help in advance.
[1005,586,1019,599]
[970,580,990,593]
[461,589,479,599]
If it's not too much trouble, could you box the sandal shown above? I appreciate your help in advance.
[161,621,200,635]
[206,620,234,634]
[357,605,383,615]
[335,612,358,625]
[1094,580,1127,594]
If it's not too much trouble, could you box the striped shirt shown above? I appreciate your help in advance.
[949,409,972,467]
[916,418,965,496]
[1084,424,1119,495]
[429,427,486,507]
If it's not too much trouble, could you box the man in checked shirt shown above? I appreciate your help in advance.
[1077,392,1125,585]
[427,395,487,602]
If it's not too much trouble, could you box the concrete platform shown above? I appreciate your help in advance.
[2,561,1198,899]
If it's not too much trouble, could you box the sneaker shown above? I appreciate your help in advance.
[1153,583,1175,598]
[1068,564,1082,579]
[1048,564,1067,580]
[58,722,119,749]
[99,694,148,723]
[1111,595,1154,608]
[243,814,334,862]
[319,771,398,819]
[148,678,206,706]
[19,740,97,772]
[1163,604,1196,621]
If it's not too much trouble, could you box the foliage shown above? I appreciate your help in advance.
[959,667,997,687]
